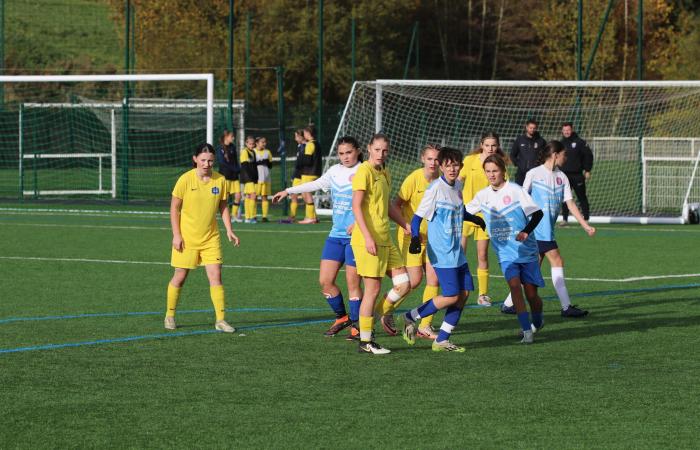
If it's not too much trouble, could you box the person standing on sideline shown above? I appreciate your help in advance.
[298,126,323,224]
[239,136,259,223]
[559,122,593,225]
[254,137,273,222]
[286,129,307,222]
[510,119,546,186]
[216,130,242,223]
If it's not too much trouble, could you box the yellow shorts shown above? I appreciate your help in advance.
[227,180,240,195]
[292,178,303,187]
[243,182,257,195]
[300,175,318,184]
[256,181,272,196]
[398,237,426,268]
[351,242,404,278]
[171,245,222,269]
[462,221,489,240]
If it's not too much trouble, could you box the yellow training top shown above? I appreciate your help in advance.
[304,140,316,156]
[240,147,254,163]
[458,153,490,202]
[397,168,430,245]
[172,169,228,249]
[351,161,392,247]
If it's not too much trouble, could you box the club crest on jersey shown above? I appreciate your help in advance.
[534,143,538,149]
[503,195,512,205]
[572,142,577,148]
[556,177,563,185]
[211,187,220,194]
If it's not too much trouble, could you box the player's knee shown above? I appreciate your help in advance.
[319,278,336,293]
[443,294,459,305]
[392,273,411,297]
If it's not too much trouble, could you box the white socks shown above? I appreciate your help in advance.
[551,267,571,310]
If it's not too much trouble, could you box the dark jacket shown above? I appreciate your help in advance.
[216,144,240,181]
[239,147,258,184]
[510,132,547,176]
[292,143,305,180]
[300,140,323,177]
[559,132,594,174]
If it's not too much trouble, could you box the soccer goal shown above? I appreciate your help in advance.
[0,74,230,202]
[325,80,700,224]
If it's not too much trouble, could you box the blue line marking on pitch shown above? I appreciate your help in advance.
[0,318,330,355]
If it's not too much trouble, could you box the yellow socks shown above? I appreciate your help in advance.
[359,315,374,342]
[262,200,269,219]
[210,285,226,321]
[166,284,181,317]
[305,203,316,220]
[477,268,489,296]
[290,200,298,218]
[419,284,439,328]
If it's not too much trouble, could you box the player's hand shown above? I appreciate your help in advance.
[473,216,486,231]
[403,223,412,236]
[346,223,355,235]
[364,236,377,256]
[584,171,592,181]
[584,225,596,237]
[227,230,240,246]
[516,231,529,242]
[172,235,184,252]
[409,236,422,254]
[271,191,287,204]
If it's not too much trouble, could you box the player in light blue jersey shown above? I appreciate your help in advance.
[501,140,595,317]
[465,154,545,343]
[401,147,485,352]
[272,136,363,339]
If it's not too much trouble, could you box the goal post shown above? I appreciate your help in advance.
[0,74,229,202]
[325,80,700,223]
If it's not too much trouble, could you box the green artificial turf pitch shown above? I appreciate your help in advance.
[0,205,699,448]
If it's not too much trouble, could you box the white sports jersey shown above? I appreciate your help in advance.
[286,163,358,239]
[415,177,467,269]
[465,182,541,264]
[523,165,572,242]
[256,149,272,182]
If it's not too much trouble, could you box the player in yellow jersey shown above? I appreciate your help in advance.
[239,135,259,223]
[164,143,240,333]
[390,144,441,339]
[254,136,273,222]
[458,131,508,307]
[298,126,323,224]
[351,134,412,355]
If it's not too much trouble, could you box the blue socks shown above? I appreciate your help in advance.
[406,299,438,322]
[532,311,544,329]
[326,293,347,318]
[436,305,463,342]
[348,297,360,323]
[517,312,532,332]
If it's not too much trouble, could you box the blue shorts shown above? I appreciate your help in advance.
[321,237,356,267]
[537,240,558,255]
[501,260,545,287]
[434,264,474,297]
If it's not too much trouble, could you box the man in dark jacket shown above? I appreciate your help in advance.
[559,122,593,223]
[510,119,547,185]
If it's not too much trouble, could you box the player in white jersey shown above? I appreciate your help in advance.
[465,154,545,343]
[401,147,484,352]
[272,136,363,339]
[501,140,595,317]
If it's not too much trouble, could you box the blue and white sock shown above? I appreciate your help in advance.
[406,299,438,322]
[348,297,360,323]
[436,305,463,342]
[325,293,347,318]
[517,312,532,332]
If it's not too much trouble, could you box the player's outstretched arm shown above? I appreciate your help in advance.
[463,209,486,230]
[564,199,595,236]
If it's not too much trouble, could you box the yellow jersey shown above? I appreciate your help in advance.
[458,153,490,202]
[351,161,392,247]
[172,169,229,249]
[304,140,316,156]
[397,168,430,245]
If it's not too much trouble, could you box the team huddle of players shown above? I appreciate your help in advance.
[164,125,595,355]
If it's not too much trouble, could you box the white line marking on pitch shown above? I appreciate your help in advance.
[1,255,699,282]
